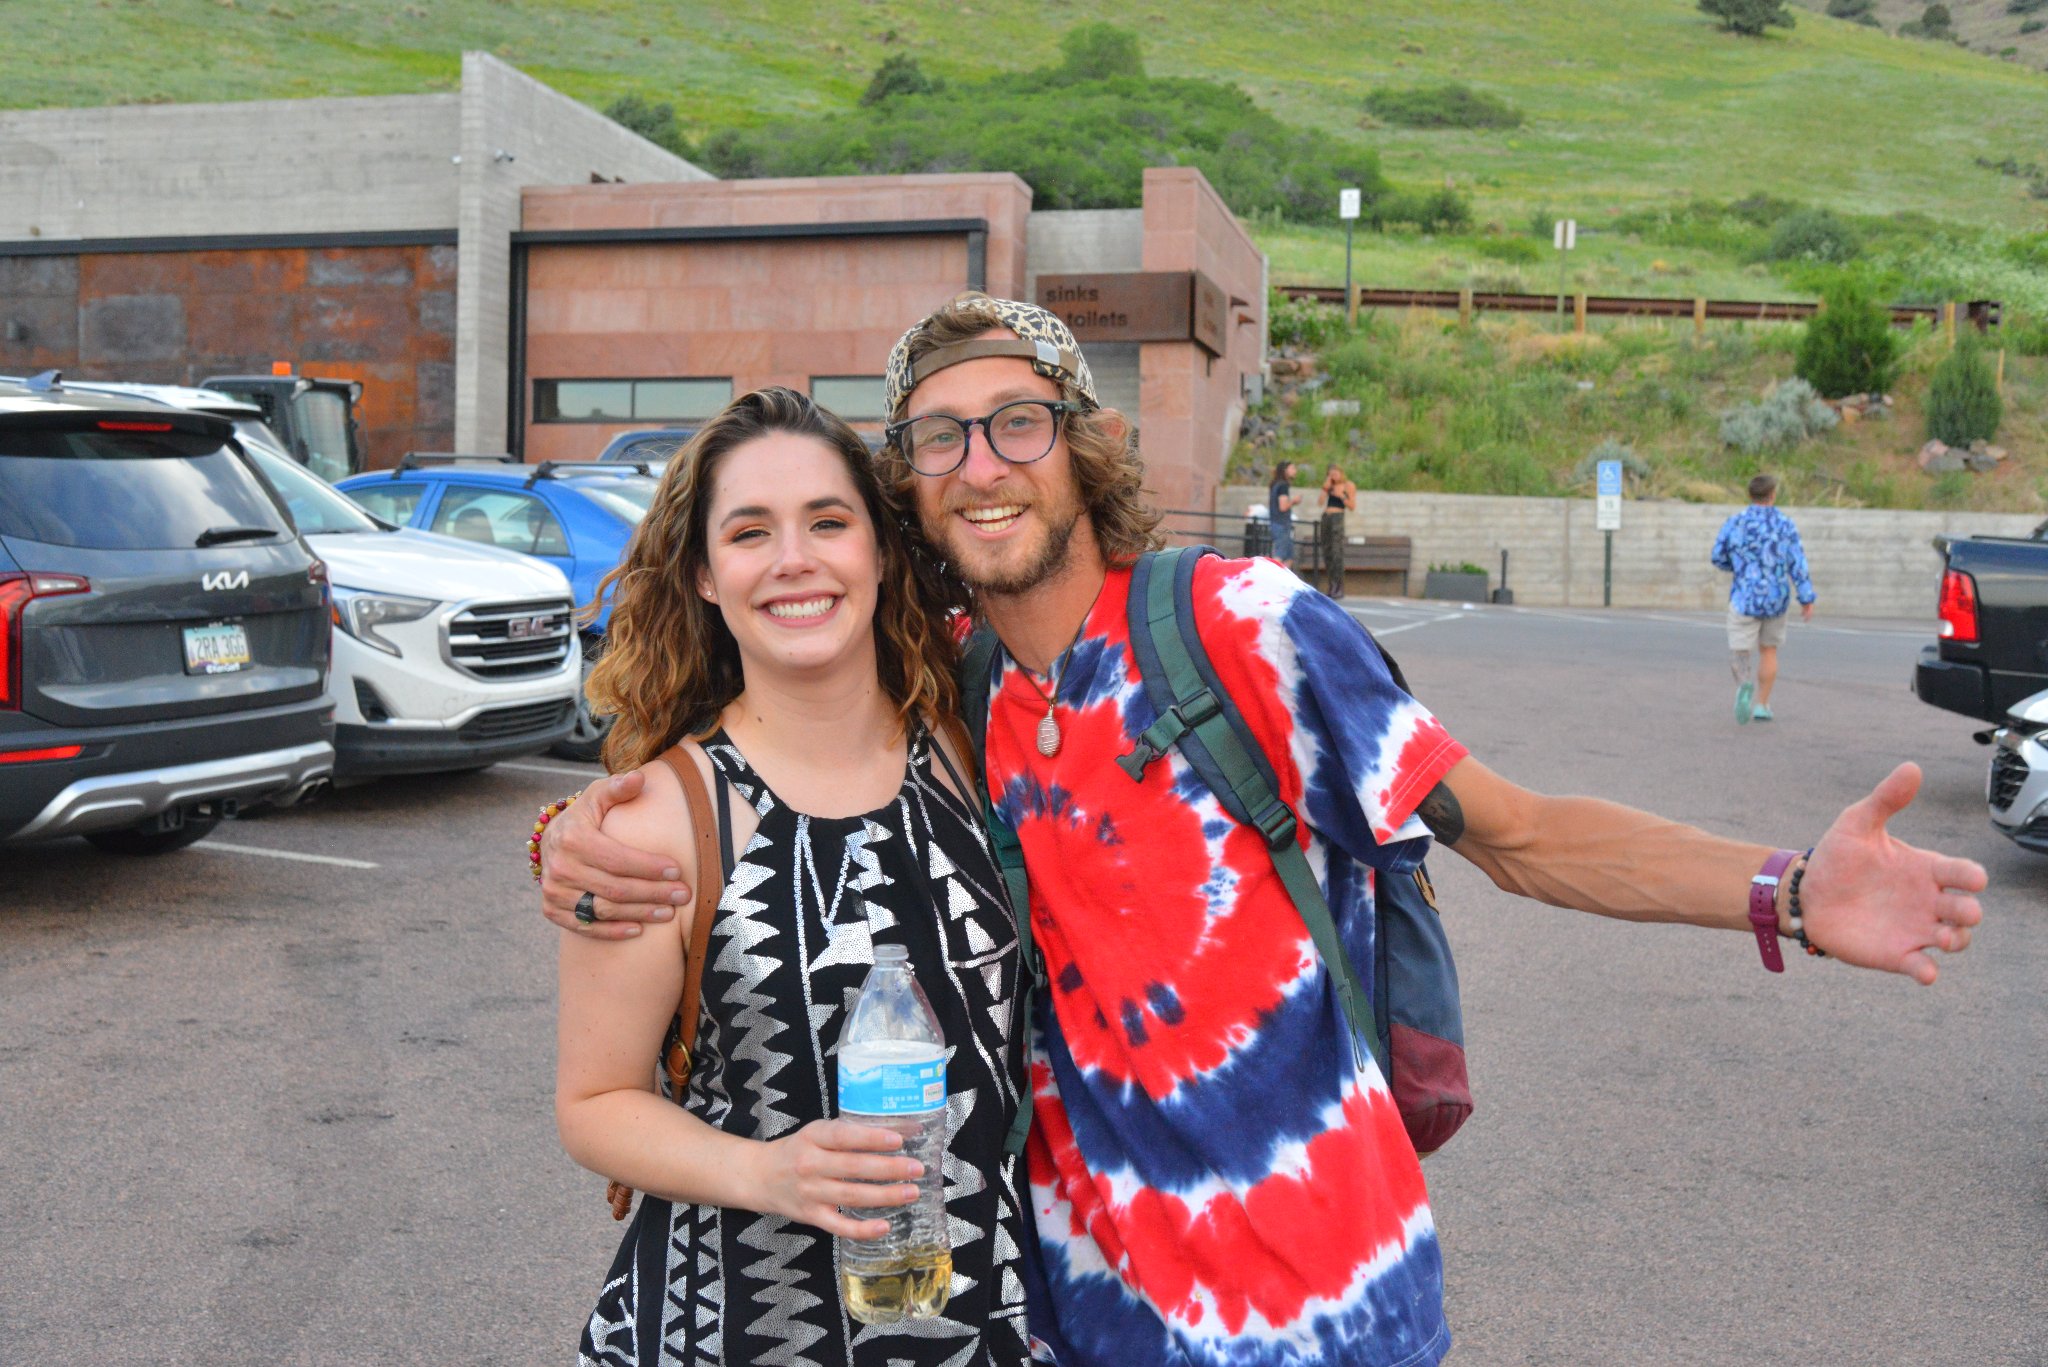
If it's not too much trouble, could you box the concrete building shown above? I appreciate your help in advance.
[0,56,1267,511]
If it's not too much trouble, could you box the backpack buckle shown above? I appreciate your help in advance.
[1118,691,1219,781]
[1252,797,1297,849]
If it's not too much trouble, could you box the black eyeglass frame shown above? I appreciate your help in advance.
[884,400,1076,477]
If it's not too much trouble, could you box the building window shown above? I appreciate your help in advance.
[810,376,887,422]
[534,378,732,423]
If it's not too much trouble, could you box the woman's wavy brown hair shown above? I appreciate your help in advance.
[882,292,1164,566]
[587,386,969,774]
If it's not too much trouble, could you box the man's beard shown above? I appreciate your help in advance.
[933,498,1081,597]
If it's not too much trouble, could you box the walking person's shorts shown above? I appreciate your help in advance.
[1727,606,1789,651]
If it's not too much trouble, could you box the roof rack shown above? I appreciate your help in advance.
[523,459,652,487]
[391,452,519,478]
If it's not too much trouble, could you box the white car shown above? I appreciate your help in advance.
[1989,688,2048,856]
[56,382,583,779]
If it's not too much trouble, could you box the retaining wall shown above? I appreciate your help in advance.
[1214,486,2042,618]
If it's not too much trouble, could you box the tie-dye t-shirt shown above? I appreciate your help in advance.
[981,556,1468,1367]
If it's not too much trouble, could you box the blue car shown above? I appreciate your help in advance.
[337,456,658,759]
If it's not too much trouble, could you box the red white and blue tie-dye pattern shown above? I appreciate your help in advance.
[985,556,1467,1367]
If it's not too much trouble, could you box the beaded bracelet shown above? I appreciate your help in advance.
[1785,848,1827,958]
[528,790,583,882]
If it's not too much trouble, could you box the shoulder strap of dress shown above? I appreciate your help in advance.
[653,743,722,1062]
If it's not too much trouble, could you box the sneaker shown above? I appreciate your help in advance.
[1752,704,1774,721]
[1735,682,1754,724]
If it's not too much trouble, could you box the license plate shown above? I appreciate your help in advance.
[183,622,251,675]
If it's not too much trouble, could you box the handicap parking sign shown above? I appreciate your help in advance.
[1596,459,1623,497]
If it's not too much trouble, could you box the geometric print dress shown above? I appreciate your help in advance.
[579,726,1034,1367]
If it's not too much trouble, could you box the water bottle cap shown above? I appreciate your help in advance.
[873,943,908,962]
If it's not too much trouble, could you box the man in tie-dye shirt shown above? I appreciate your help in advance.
[541,295,1983,1367]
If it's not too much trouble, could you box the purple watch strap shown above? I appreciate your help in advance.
[1750,849,1799,973]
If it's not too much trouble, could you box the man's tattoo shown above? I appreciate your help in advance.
[1416,781,1464,846]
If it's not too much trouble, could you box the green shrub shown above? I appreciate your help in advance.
[1572,440,1652,486]
[1474,236,1543,264]
[700,27,1388,221]
[1363,83,1524,129]
[1924,336,2003,445]
[860,54,940,106]
[1322,334,1387,381]
[1376,187,1473,233]
[604,95,692,158]
[2023,19,2047,33]
[1055,22,1144,81]
[1795,284,1901,398]
[1269,290,1347,351]
[2010,0,2047,14]
[1720,378,1838,452]
[1826,0,1879,22]
[1764,208,1862,263]
[1698,0,1795,35]
[2005,311,2048,358]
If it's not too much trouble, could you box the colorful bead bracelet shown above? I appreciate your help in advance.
[528,790,583,882]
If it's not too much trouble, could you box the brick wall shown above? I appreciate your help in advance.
[0,244,459,468]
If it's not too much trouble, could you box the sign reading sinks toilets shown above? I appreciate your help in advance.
[1035,270,1229,356]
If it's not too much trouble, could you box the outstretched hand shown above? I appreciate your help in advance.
[1801,763,1986,985]
[539,769,692,939]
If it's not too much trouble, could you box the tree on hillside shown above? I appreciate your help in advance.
[604,96,691,157]
[1826,0,1879,24]
[1698,0,1795,35]
[1056,22,1144,81]
[1795,283,1900,399]
[861,54,941,106]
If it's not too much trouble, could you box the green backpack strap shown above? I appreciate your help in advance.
[1120,547,1385,1078]
[961,625,1040,1157]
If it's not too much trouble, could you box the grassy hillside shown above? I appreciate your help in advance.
[6,0,2045,233]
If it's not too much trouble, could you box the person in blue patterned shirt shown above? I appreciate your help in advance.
[1711,474,1816,723]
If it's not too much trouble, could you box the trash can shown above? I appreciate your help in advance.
[1243,506,1272,558]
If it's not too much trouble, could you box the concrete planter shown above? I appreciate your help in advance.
[1423,570,1489,602]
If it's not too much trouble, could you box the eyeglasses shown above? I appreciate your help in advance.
[885,400,1073,477]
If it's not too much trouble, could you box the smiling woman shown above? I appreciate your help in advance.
[555,386,1033,1367]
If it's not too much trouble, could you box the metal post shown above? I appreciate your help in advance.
[1603,530,1613,608]
[1344,218,1354,325]
[1557,248,1568,331]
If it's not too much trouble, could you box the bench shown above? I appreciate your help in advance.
[1342,535,1414,596]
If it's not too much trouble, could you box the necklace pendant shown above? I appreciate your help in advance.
[1035,712,1062,758]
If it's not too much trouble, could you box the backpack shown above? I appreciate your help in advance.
[961,546,1472,1159]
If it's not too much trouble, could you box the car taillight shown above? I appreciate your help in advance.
[1936,568,1979,644]
[0,572,90,711]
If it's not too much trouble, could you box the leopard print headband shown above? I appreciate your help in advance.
[884,294,1099,419]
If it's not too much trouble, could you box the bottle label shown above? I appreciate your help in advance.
[838,1050,946,1116]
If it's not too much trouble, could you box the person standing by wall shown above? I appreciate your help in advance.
[1319,462,1357,597]
[1712,473,1816,724]
[1267,460,1297,569]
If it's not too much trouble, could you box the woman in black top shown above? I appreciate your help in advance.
[557,388,1030,1367]
[1267,460,1297,568]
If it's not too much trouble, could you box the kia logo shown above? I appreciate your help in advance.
[202,570,250,591]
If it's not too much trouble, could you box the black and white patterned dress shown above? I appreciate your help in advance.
[579,727,1032,1367]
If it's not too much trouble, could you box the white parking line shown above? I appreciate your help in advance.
[1369,612,1469,637]
[498,760,605,779]
[198,841,380,870]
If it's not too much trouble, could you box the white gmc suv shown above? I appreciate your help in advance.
[55,382,583,779]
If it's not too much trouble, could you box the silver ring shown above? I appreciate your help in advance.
[574,891,598,926]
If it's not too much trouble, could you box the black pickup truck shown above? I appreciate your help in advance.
[1913,525,2048,725]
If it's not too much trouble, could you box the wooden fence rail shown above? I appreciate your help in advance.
[1278,285,2001,333]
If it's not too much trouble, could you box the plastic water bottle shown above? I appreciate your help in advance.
[835,943,951,1325]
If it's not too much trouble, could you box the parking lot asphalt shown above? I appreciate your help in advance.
[2,601,2042,1365]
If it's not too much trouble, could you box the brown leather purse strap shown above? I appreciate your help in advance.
[654,743,722,1066]
[607,743,724,1222]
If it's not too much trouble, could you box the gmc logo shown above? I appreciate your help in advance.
[506,615,551,640]
[202,570,250,591]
